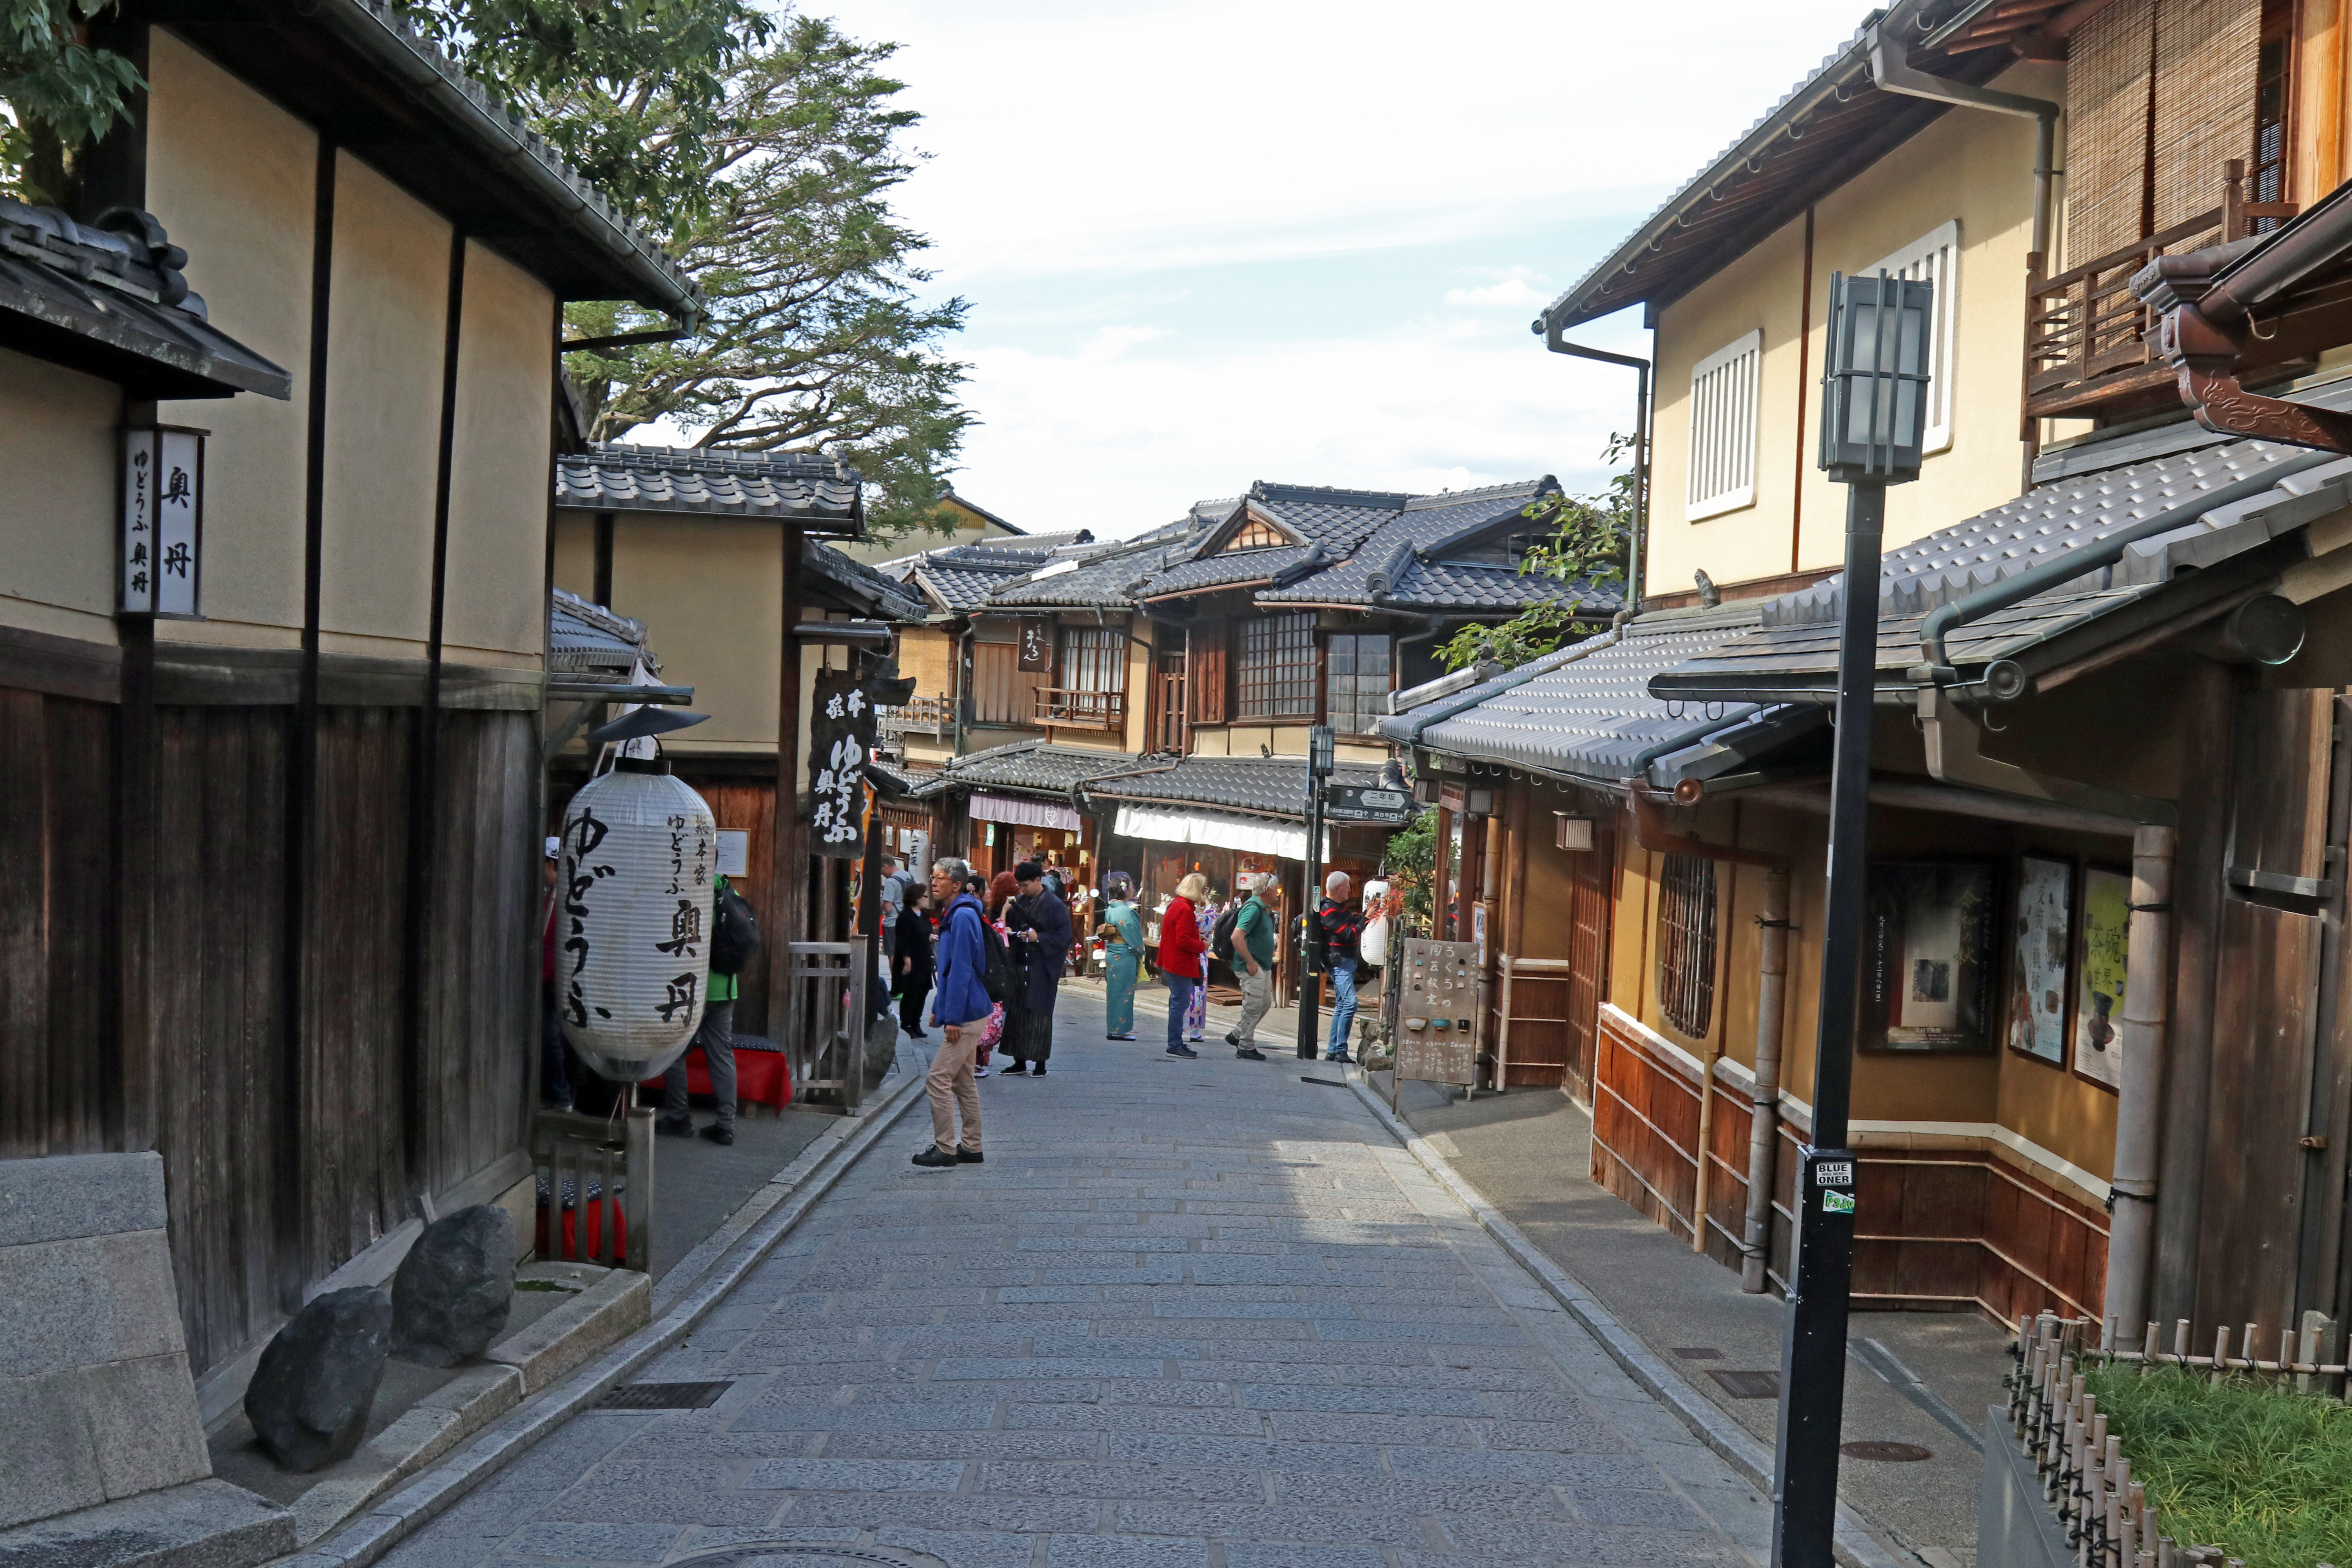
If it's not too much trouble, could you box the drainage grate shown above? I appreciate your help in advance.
[1841,1440,1933,1463]
[1708,1369,1780,1399]
[1672,1347,1724,1361]
[593,1380,733,1411]
[1300,1077,1348,1088]
[661,1545,944,1568]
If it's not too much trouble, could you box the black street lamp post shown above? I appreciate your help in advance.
[1772,270,1934,1568]
[1296,724,1336,1060]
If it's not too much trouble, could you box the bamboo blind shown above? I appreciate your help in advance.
[2152,0,2259,233]
[2066,0,2156,263]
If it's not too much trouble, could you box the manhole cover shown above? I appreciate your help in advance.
[664,1548,946,1568]
[1673,1347,1724,1360]
[1842,1441,1934,1463]
[593,1380,733,1411]
[1708,1369,1780,1399]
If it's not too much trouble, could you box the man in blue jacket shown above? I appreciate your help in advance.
[915,855,989,1168]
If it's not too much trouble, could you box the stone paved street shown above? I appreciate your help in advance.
[375,990,1776,1568]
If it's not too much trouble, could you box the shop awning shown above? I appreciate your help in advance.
[1113,805,1330,862]
[970,791,1081,831]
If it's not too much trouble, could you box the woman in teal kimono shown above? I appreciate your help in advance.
[1097,872,1144,1040]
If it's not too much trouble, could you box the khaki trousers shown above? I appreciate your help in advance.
[926,1030,982,1152]
[1235,967,1275,1045]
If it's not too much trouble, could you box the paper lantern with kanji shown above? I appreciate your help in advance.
[555,760,720,1081]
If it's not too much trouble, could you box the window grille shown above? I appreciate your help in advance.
[1865,221,1960,454]
[2251,0,2292,227]
[1056,626,1125,693]
[1235,612,1317,719]
[1656,853,1718,1040]
[1325,633,1392,736]
[971,642,1039,726]
[1686,330,1761,520]
[1223,516,1287,551]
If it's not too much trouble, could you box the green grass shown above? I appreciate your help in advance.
[2086,1362,2352,1567]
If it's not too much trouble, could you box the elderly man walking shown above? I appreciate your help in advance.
[1316,870,1365,1064]
[913,855,988,1169]
[1223,871,1277,1061]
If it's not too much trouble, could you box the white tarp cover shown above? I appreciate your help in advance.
[1113,804,1329,862]
[969,790,1082,831]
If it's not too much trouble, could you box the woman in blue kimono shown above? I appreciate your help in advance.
[1096,872,1144,1040]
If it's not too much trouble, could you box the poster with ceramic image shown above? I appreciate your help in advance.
[2073,867,2131,1092]
[2006,853,2073,1064]
[1862,860,1999,1053]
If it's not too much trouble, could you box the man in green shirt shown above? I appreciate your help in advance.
[657,874,739,1146]
[1225,871,1278,1061]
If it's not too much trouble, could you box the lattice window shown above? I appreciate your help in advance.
[1325,633,1392,736]
[1057,626,1125,693]
[2251,0,2293,223]
[1223,515,1288,551]
[1865,221,1959,455]
[1656,853,1718,1040]
[1235,612,1317,719]
[1686,330,1760,521]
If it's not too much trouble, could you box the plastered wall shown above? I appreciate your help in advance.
[604,514,783,752]
[0,352,120,642]
[444,243,554,662]
[1646,62,2059,599]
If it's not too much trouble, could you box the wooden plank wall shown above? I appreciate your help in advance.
[1594,1007,2109,1321]
[0,689,117,1157]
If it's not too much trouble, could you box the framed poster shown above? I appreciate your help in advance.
[2006,853,2073,1065]
[2073,866,2131,1092]
[1862,860,1999,1053]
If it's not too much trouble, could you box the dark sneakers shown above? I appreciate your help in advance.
[1235,1047,1267,1061]
[910,1146,958,1168]
[956,1149,985,1163]
[654,1114,693,1138]
[698,1124,734,1146]
[1224,1032,1241,1046]
[1029,1063,1046,1075]
[1163,1045,1199,1060]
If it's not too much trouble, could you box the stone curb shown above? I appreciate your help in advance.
[1343,1069,1915,1568]
[271,1060,928,1568]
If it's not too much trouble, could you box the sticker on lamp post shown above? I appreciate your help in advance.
[121,426,205,618]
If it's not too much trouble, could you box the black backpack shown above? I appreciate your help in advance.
[971,907,1017,1003]
[1209,904,1241,963]
[711,882,761,976]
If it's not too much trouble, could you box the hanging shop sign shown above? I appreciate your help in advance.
[1016,618,1053,672]
[1861,859,1999,1053]
[808,668,878,857]
[1321,782,1414,826]
[120,425,205,618]
[556,762,719,1081]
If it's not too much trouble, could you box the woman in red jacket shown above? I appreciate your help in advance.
[1157,872,1209,1060]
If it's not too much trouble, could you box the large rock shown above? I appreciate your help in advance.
[390,1206,514,1367]
[244,1288,390,1473]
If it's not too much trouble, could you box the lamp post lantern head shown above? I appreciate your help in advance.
[1308,724,1336,778]
[1819,270,1934,485]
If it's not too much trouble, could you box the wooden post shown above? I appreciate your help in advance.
[1478,811,1501,1086]
[1432,804,1452,941]
[767,528,805,1067]
[1495,956,1514,1088]
[622,1105,651,1271]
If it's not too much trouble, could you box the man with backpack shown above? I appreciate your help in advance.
[915,855,989,1169]
[1318,870,1365,1064]
[1218,872,1277,1061]
[656,870,757,1146]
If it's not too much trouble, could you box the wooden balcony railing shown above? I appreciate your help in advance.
[1033,686,1125,730]
[2025,161,2297,427]
[877,695,951,742]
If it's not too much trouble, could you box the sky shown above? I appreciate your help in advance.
[799,0,1877,537]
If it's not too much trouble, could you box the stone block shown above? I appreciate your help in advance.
[390,1208,514,1368]
[0,1369,106,1530]
[0,1479,291,1568]
[484,1269,646,1393]
[82,1357,210,1503]
[0,1154,167,1248]
[244,1289,392,1474]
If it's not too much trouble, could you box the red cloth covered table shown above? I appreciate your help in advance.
[639,1042,792,1113]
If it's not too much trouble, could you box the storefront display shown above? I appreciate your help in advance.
[1862,859,1998,1053]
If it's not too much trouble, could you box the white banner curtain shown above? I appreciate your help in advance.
[1112,804,1330,862]
[968,791,1082,831]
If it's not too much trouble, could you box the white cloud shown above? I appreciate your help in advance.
[1444,266,1553,310]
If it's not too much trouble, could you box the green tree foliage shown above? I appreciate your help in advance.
[1436,433,1636,673]
[550,16,971,539]
[1381,813,1439,935]
[2,0,141,205]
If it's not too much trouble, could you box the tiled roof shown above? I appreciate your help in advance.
[557,443,862,527]
[1378,559,1626,613]
[547,588,655,679]
[939,739,1160,796]
[868,758,953,799]
[881,544,1054,614]
[1082,755,1388,822]
[801,539,927,622]
[986,526,1213,610]
[1379,605,1774,782]
[0,198,291,399]
[1652,398,2352,699]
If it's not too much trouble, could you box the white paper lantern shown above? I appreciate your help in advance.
[1359,879,1392,968]
[555,761,720,1081]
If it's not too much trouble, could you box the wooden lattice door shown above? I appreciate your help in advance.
[1563,818,1616,1102]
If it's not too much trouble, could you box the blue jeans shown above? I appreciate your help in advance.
[1325,957,1359,1058]
[1165,974,1198,1051]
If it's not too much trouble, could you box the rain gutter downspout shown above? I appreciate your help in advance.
[1629,794,1791,1278]
[1865,24,2058,260]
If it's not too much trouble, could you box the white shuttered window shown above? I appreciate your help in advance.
[1864,220,1960,454]
[1686,329,1761,521]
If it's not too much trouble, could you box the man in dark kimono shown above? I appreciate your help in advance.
[1001,859,1073,1076]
